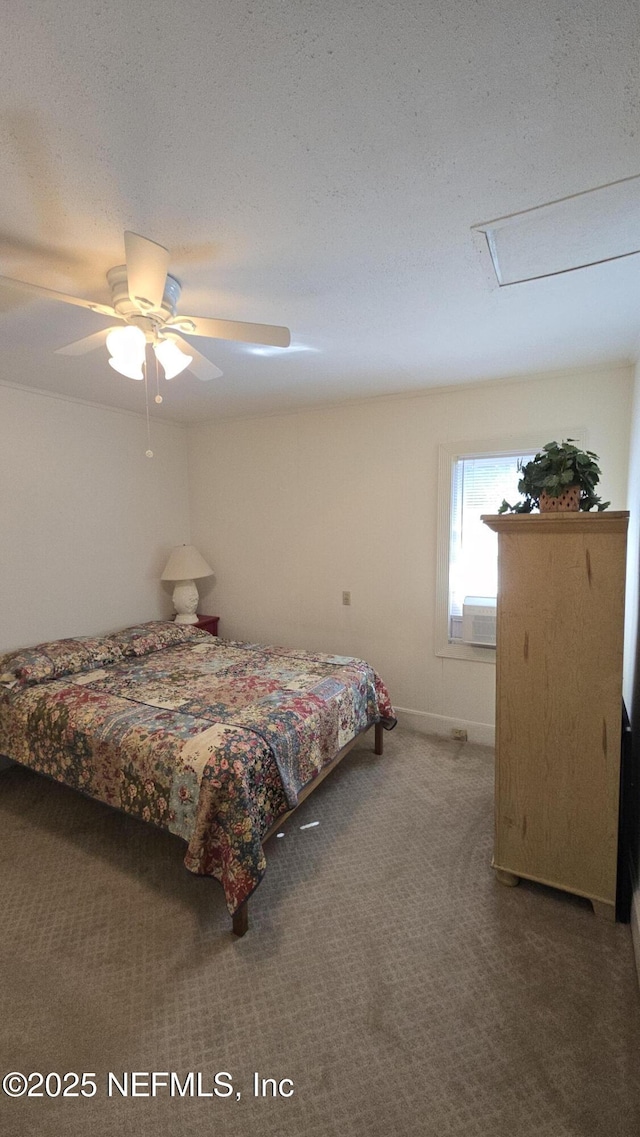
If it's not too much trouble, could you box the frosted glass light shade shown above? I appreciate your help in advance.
[154,338,192,379]
[107,325,146,380]
[161,544,213,581]
[108,356,144,380]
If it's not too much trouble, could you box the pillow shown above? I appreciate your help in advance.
[0,621,208,687]
[0,646,54,686]
[104,620,208,659]
[0,634,125,686]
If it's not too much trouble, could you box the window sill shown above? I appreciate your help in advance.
[436,640,496,663]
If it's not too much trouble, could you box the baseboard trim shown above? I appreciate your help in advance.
[394,707,495,747]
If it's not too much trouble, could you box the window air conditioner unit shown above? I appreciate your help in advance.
[462,596,497,647]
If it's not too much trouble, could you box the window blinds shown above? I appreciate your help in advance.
[449,453,533,636]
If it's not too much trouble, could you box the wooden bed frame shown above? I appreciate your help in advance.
[1,725,384,940]
[231,720,384,936]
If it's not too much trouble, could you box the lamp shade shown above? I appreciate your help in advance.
[154,337,192,379]
[107,325,146,380]
[108,355,145,381]
[161,544,213,581]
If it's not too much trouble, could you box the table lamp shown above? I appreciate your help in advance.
[161,544,214,623]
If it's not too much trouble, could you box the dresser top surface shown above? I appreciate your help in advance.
[482,511,629,534]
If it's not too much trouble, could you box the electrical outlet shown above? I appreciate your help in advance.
[342,591,351,606]
[451,728,468,742]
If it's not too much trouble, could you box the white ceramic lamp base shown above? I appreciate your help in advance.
[171,579,199,624]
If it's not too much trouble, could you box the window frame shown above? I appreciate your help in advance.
[435,429,586,662]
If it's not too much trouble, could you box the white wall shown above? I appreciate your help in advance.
[188,364,633,743]
[0,383,190,651]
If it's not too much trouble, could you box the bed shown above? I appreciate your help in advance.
[0,621,396,935]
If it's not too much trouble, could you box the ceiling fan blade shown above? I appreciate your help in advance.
[168,334,223,381]
[55,327,119,356]
[0,274,116,317]
[167,314,291,348]
[124,231,170,312]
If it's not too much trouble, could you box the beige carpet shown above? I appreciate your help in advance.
[0,727,639,1137]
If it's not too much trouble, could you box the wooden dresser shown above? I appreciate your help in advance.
[482,511,629,920]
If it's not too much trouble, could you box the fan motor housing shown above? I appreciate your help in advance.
[107,265,182,324]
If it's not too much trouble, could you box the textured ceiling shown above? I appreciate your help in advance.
[1,0,639,423]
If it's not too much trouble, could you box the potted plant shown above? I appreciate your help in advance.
[498,440,610,514]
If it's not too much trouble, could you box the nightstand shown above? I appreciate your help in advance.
[195,615,220,636]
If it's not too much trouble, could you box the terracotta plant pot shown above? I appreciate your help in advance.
[539,485,581,512]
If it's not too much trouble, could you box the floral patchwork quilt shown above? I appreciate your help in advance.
[0,622,396,914]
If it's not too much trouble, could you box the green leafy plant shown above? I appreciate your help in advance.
[498,440,610,514]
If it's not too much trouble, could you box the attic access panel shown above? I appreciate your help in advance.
[473,174,640,285]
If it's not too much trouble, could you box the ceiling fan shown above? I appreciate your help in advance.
[0,231,291,382]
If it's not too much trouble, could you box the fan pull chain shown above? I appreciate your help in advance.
[154,347,163,404]
[143,356,153,458]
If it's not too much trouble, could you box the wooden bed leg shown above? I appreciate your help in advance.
[495,868,520,888]
[232,904,249,937]
[591,899,615,922]
[374,722,383,756]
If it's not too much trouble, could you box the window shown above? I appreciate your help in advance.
[448,453,533,642]
[435,430,584,662]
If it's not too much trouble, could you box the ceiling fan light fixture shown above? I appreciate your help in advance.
[108,355,145,380]
[0,229,288,392]
[106,325,146,380]
[154,337,193,379]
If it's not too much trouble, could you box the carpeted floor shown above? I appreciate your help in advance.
[1,726,639,1137]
